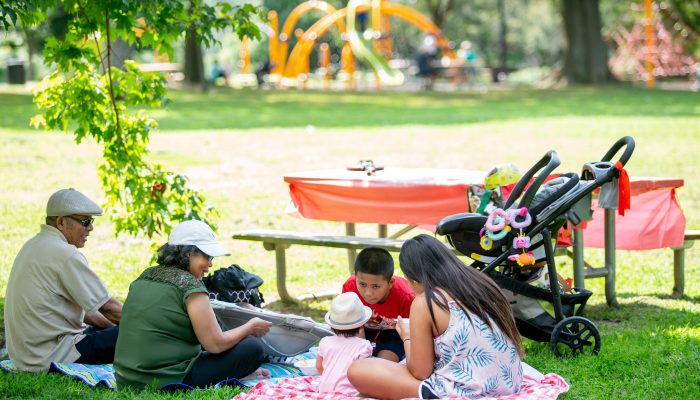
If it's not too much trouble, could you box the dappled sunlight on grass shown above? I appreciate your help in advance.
[665,325,700,340]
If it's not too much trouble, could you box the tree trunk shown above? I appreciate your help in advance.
[108,37,133,70]
[23,28,35,81]
[424,0,455,28]
[562,0,614,84]
[497,0,507,68]
[184,26,205,87]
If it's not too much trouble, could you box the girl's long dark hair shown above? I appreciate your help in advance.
[399,234,523,356]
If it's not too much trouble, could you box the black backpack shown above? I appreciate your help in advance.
[202,264,265,307]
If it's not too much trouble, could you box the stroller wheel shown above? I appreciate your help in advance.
[550,316,601,357]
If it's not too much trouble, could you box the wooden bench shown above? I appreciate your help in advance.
[234,228,699,303]
[671,230,699,298]
[232,229,406,302]
[138,62,184,83]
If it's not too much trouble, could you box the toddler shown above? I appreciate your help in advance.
[316,292,372,396]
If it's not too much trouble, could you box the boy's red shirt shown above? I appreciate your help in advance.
[342,276,415,331]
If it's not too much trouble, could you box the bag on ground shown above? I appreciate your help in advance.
[203,264,265,307]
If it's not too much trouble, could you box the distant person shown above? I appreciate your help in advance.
[348,234,524,399]
[255,60,272,88]
[114,220,271,389]
[458,40,478,84]
[210,59,229,86]
[316,292,373,396]
[5,188,122,371]
[416,34,439,89]
[356,11,368,32]
[341,247,414,362]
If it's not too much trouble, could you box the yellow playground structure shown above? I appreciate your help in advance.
[245,0,455,88]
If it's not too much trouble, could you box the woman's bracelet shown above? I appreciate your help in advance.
[403,338,411,343]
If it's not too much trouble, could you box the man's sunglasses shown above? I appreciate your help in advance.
[67,215,95,228]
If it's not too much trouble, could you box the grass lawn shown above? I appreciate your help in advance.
[0,85,698,399]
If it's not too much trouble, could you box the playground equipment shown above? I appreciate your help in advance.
[133,6,450,89]
[608,1,697,85]
[233,35,258,87]
[261,0,455,88]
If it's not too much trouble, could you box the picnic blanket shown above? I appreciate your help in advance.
[232,362,569,400]
[0,359,116,389]
[0,358,303,391]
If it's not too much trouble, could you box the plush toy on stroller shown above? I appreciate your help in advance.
[436,136,635,356]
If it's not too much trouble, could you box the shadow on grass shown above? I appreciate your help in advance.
[523,298,700,399]
[582,293,699,331]
[0,370,244,399]
[2,86,699,131]
[641,293,700,303]
[135,87,700,131]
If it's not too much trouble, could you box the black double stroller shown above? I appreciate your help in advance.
[436,136,635,356]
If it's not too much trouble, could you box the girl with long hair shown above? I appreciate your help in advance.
[348,234,523,399]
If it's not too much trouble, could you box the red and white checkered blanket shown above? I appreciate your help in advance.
[232,363,569,400]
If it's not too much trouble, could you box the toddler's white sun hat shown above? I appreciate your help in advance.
[325,292,372,330]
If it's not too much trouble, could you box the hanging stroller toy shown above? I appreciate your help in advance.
[436,136,635,357]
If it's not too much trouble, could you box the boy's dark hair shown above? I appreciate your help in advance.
[331,327,361,337]
[354,247,394,281]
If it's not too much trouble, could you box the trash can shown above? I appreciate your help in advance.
[490,67,506,83]
[7,59,26,85]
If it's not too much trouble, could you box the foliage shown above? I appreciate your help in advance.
[421,0,457,28]
[662,0,700,57]
[2,0,266,239]
[667,0,700,36]
[602,1,699,80]
[390,0,563,69]
[257,0,564,73]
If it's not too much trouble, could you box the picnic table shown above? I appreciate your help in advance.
[235,168,686,303]
[286,169,685,301]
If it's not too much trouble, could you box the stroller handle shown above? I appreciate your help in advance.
[504,150,560,210]
[601,136,635,167]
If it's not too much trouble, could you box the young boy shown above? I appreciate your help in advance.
[341,247,415,362]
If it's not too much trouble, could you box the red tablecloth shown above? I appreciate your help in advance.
[284,168,686,250]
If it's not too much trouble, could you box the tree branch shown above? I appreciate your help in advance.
[75,1,108,73]
[104,8,121,136]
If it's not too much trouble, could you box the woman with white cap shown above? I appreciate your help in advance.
[114,220,272,390]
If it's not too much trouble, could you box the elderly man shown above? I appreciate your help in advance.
[5,188,122,371]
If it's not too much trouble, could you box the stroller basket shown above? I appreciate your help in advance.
[488,272,592,316]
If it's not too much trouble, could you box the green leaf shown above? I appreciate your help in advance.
[25,0,263,241]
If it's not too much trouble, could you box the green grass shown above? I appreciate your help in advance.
[0,85,699,399]
[3,86,699,131]
[0,365,244,399]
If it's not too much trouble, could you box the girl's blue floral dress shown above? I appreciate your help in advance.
[422,302,523,398]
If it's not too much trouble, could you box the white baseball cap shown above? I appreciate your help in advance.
[324,292,372,330]
[47,188,103,217]
[168,220,230,257]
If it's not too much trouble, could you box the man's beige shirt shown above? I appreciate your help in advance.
[5,224,110,371]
